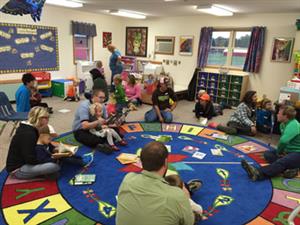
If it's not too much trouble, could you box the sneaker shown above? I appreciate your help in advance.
[283,168,299,178]
[96,144,114,155]
[110,145,120,151]
[217,125,237,135]
[187,179,203,194]
[118,140,128,146]
[241,159,263,181]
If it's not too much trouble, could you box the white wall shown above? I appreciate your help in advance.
[122,13,299,101]
[0,0,123,82]
[0,2,298,101]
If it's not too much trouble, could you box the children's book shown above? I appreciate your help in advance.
[210,148,224,156]
[70,174,96,185]
[116,153,138,164]
[182,146,199,154]
[192,151,207,160]
[212,133,229,140]
[58,142,78,154]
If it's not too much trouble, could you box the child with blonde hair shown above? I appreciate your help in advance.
[89,102,127,151]
[165,175,204,223]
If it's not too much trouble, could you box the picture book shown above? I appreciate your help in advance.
[70,174,96,185]
[192,151,207,160]
[212,133,229,140]
[116,153,138,164]
[58,142,78,154]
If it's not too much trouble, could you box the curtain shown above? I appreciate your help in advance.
[243,26,266,73]
[197,27,213,68]
[71,21,97,37]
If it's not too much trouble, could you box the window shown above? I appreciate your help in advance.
[207,30,251,68]
[73,34,93,63]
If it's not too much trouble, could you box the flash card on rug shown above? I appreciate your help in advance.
[192,151,206,160]
[211,148,224,156]
[182,146,199,154]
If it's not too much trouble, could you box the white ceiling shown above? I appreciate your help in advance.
[78,0,300,18]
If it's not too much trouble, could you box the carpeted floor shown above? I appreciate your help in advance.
[0,122,299,225]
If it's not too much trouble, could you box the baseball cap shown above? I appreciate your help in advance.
[200,93,210,101]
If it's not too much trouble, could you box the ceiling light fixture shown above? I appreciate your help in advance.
[109,10,146,19]
[46,0,83,8]
[196,5,233,16]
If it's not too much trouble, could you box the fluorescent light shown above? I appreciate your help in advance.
[197,5,233,16]
[46,0,83,8]
[109,10,146,19]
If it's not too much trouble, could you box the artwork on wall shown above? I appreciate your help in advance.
[102,32,112,48]
[155,36,175,55]
[125,27,148,57]
[271,37,294,63]
[179,35,193,56]
[0,22,59,74]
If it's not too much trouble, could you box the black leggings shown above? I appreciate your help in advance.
[74,129,106,148]
[227,121,252,135]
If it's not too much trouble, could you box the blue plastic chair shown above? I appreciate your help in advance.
[0,91,28,136]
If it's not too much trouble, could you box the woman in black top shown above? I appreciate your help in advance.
[6,106,60,179]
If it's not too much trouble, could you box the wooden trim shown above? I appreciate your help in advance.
[213,27,252,31]
[0,79,21,84]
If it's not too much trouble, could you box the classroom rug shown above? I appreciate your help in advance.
[0,122,300,225]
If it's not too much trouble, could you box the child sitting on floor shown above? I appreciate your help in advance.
[195,93,216,125]
[165,175,204,223]
[64,79,80,102]
[35,126,87,166]
[30,86,53,114]
[89,103,127,151]
[256,98,273,134]
[113,74,128,113]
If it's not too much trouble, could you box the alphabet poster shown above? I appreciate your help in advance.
[0,23,59,74]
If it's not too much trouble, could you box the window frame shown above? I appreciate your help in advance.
[206,28,251,70]
[73,34,94,64]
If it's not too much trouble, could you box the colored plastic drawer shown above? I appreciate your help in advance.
[209,73,218,82]
[198,72,208,80]
[217,90,228,98]
[219,74,230,83]
[219,83,229,91]
[230,83,242,92]
[230,76,243,84]
[208,80,218,89]
[229,91,240,100]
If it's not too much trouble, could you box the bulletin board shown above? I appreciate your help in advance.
[0,23,59,74]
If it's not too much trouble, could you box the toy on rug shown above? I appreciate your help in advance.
[64,79,80,102]
[0,0,46,22]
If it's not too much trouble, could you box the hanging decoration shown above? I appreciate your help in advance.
[0,0,46,22]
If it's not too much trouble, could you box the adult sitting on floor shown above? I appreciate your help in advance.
[72,89,114,154]
[241,105,300,181]
[217,90,257,136]
[116,141,194,225]
[86,60,109,102]
[144,77,177,123]
[15,73,36,112]
[6,107,60,179]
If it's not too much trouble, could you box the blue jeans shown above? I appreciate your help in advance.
[259,150,300,177]
[144,108,173,123]
[15,162,60,179]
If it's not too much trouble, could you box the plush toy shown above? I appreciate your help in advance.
[0,0,46,22]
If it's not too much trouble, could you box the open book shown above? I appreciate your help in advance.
[58,142,79,154]
[70,174,96,185]
[116,153,138,164]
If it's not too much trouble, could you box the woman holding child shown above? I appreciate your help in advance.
[6,107,60,179]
